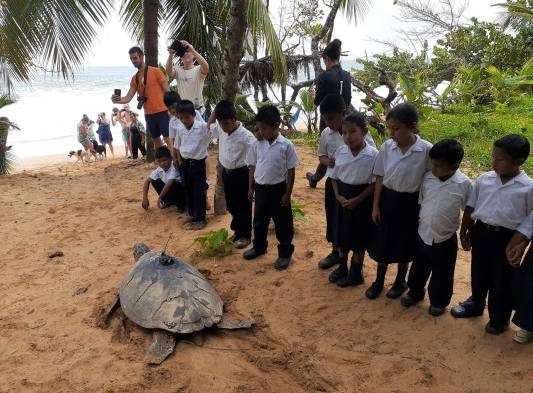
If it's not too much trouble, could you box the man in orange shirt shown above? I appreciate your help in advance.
[112,47,170,149]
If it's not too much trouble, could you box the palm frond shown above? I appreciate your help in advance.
[493,2,533,30]
[336,0,371,24]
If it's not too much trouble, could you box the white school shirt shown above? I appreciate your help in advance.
[330,144,378,185]
[173,65,206,108]
[517,212,533,239]
[174,119,212,160]
[418,170,472,245]
[168,112,204,139]
[373,136,433,193]
[245,134,300,185]
[210,122,256,170]
[149,165,182,183]
[317,127,376,178]
[467,170,533,230]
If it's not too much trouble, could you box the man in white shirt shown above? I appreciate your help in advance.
[244,106,300,270]
[401,140,472,316]
[165,40,209,115]
[208,101,256,249]
[174,100,212,230]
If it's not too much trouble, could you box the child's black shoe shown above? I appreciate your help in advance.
[428,305,446,316]
[450,297,485,318]
[243,248,266,260]
[401,293,422,308]
[336,263,364,287]
[329,263,348,283]
[386,281,408,299]
[365,282,383,299]
[318,251,339,270]
[274,257,291,270]
[485,321,509,335]
[306,172,318,188]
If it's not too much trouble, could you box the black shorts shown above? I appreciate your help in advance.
[145,111,169,139]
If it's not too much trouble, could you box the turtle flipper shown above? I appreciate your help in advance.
[144,330,176,365]
[99,294,120,329]
[216,317,254,330]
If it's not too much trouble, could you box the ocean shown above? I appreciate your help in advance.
[1,62,376,160]
[2,66,143,159]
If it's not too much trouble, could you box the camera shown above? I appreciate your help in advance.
[170,40,188,57]
[137,95,147,110]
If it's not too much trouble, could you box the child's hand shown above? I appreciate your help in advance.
[372,207,381,224]
[142,198,149,210]
[506,240,528,267]
[280,193,290,207]
[343,197,359,210]
[460,229,471,251]
[336,195,348,205]
[248,189,254,202]
[328,157,335,168]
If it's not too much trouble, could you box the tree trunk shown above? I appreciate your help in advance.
[222,0,248,102]
[310,2,339,76]
[143,0,159,163]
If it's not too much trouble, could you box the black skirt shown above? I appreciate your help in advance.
[369,187,419,264]
[337,182,372,254]
[325,177,339,244]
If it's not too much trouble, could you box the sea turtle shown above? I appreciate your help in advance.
[102,242,253,365]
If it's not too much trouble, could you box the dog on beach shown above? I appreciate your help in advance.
[68,149,90,164]
[92,140,107,160]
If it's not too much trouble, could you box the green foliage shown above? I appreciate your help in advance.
[291,200,308,223]
[432,18,533,82]
[397,72,432,117]
[296,89,317,133]
[193,228,235,258]
[0,116,18,175]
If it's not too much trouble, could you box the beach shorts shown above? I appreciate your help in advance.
[122,127,130,144]
[78,133,91,146]
[145,111,169,139]
[98,129,113,144]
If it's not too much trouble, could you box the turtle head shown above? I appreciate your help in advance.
[133,242,151,261]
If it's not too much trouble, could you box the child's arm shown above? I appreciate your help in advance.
[331,178,347,205]
[142,178,151,210]
[372,176,384,224]
[506,232,529,267]
[319,155,333,167]
[158,179,175,207]
[459,206,474,251]
[281,168,295,207]
[248,165,255,202]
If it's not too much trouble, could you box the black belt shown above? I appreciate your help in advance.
[255,181,286,189]
[183,157,206,164]
[477,221,511,232]
[222,166,247,175]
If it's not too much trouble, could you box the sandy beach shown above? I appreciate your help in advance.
[1,144,532,393]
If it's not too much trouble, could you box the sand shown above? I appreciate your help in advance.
[1,145,532,393]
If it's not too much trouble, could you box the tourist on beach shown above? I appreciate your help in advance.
[111,106,132,158]
[112,47,171,149]
[165,40,209,117]
[96,112,114,157]
[129,112,147,159]
[307,39,353,189]
[77,116,97,159]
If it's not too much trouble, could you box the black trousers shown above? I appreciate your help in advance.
[407,234,458,308]
[253,182,294,258]
[150,179,186,208]
[470,221,515,328]
[131,131,146,159]
[182,158,207,221]
[324,177,338,245]
[513,249,533,331]
[222,166,252,240]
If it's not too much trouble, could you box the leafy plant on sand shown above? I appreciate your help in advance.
[292,200,308,223]
[193,228,235,258]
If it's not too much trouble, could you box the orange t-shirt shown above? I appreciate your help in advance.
[130,66,168,115]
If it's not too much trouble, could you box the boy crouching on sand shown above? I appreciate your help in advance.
[243,105,300,270]
[142,146,186,211]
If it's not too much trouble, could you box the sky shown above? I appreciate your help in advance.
[87,0,501,67]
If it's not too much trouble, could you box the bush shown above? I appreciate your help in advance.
[193,228,234,258]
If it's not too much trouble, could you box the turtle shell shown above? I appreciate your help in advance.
[119,251,223,334]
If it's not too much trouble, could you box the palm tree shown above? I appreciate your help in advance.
[493,1,533,31]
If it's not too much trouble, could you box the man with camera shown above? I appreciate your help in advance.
[111,47,170,149]
[165,40,209,115]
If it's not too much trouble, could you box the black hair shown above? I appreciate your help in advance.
[319,94,346,114]
[128,46,144,56]
[164,91,181,107]
[344,111,368,132]
[155,146,172,160]
[176,99,196,116]
[214,100,237,120]
[386,103,419,127]
[322,39,342,61]
[254,105,281,128]
[429,139,464,166]
[494,134,530,162]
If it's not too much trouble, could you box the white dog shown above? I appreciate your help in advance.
[68,149,90,164]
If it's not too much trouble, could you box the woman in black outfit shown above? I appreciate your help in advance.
[307,39,353,188]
